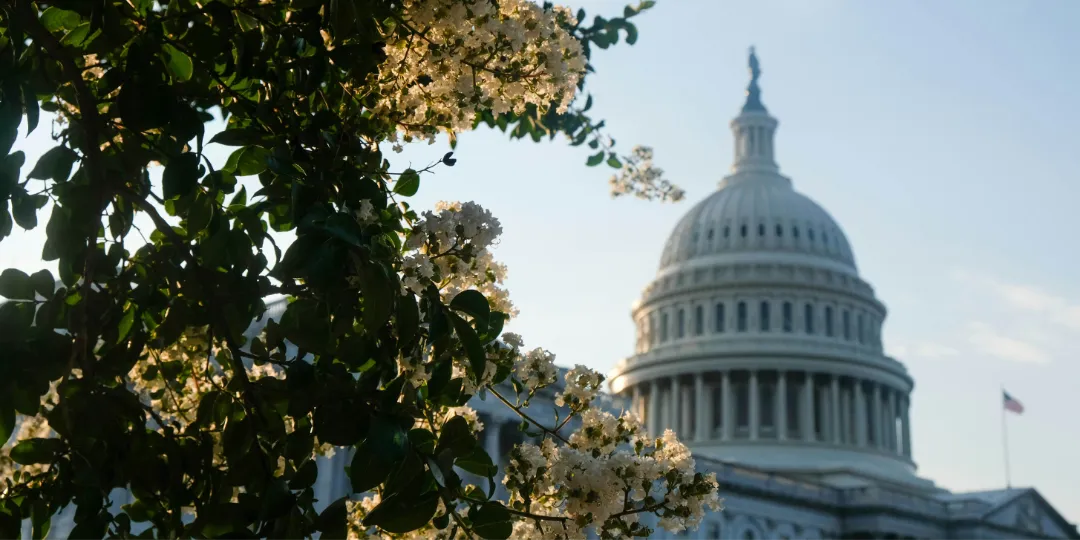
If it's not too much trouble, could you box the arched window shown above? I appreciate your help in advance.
[782,301,793,332]
[743,531,757,540]
[857,313,865,343]
[842,310,851,340]
[758,223,766,236]
[715,303,726,333]
[775,224,783,237]
[740,224,747,238]
[736,302,748,332]
[759,301,771,332]
[660,312,669,341]
[677,309,686,339]
[808,228,816,242]
[804,303,814,334]
[824,306,834,337]
[694,305,704,336]
[792,226,800,239]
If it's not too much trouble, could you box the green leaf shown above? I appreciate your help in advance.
[362,492,439,534]
[23,85,39,136]
[0,400,14,445]
[117,308,136,343]
[396,292,420,345]
[586,151,604,166]
[0,268,34,300]
[607,154,623,168]
[469,502,512,540]
[455,445,495,477]
[162,44,194,82]
[225,145,270,177]
[316,497,348,538]
[449,290,490,326]
[349,415,407,492]
[393,169,420,197]
[40,7,83,32]
[163,152,201,199]
[289,459,318,490]
[12,192,47,230]
[448,312,486,383]
[27,145,78,183]
[209,128,264,147]
[357,262,394,330]
[10,438,64,464]
[436,414,475,458]
[29,269,54,298]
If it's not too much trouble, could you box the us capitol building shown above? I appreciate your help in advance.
[17,52,1078,539]
[463,51,1080,539]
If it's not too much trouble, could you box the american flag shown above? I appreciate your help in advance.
[1003,391,1025,415]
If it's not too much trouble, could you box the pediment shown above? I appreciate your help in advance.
[984,490,1076,538]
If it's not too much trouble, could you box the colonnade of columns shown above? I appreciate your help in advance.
[626,370,911,458]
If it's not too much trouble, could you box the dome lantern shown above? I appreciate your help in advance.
[730,47,781,176]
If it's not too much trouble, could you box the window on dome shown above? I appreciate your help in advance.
[758,223,766,237]
[716,303,726,333]
[804,303,814,334]
[808,228,816,242]
[661,312,669,341]
[822,231,830,246]
[857,313,865,343]
[775,224,783,237]
[737,302,748,332]
[677,309,686,339]
[707,228,714,240]
[740,224,747,238]
[782,302,793,332]
[793,226,800,239]
[694,305,704,336]
[759,301,771,332]
[824,306,834,337]
[843,310,851,340]
[723,226,730,238]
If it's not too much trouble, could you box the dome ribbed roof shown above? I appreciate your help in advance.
[658,175,856,272]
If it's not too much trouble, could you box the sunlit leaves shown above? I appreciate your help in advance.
[162,44,194,82]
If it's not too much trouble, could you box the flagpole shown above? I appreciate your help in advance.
[1001,385,1012,488]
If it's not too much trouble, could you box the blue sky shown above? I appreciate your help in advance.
[5,0,1079,523]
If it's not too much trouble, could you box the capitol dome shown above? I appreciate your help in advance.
[609,49,929,490]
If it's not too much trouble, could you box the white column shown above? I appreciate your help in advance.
[855,380,868,447]
[802,374,815,442]
[680,382,692,438]
[777,371,788,441]
[887,389,898,453]
[840,385,851,444]
[694,374,707,442]
[872,383,883,449]
[666,379,677,433]
[484,419,500,467]
[898,395,907,457]
[830,375,841,444]
[722,371,733,440]
[749,371,760,440]
[648,380,660,437]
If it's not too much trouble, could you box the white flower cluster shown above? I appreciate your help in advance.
[346,493,452,540]
[554,364,604,412]
[402,201,515,317]
[504,411,723,539]
[608,146,685,202]
[514,346,557,396]
[128,325,225,429]
[375,0,586,142]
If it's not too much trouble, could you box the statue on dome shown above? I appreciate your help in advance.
[743,46,766,112]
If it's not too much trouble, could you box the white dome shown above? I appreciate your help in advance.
[658,174,857,273]
[609,50,927,491]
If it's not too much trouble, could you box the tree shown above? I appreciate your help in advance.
[0,0,715,538]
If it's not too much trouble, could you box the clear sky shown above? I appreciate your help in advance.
[4,0,1079,524]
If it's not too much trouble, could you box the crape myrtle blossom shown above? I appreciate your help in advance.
[373,0,586,142]
[609,145,685,202]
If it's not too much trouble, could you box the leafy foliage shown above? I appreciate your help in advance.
[0,0,701,538]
